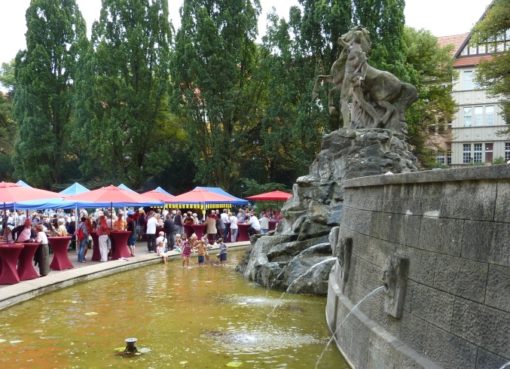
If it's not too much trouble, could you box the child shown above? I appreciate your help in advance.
[195,236,207,266]
[181,234,195,268]
[174,233,183,253]
[155,231,169,263]
[217,238,228,265]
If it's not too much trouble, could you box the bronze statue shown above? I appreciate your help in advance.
[313,26,417,133]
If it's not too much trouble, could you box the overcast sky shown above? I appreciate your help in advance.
[0,0,492,66]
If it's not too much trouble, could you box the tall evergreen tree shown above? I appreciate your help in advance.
[171,0,261,189]
[13,0,87,187]
[76,0,176,188]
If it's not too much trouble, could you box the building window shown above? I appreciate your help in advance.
[436,154,445,165]
[463,144,472,163]
[474,106,484,126]
[461,71,476,90]
[473,143,482,163]
[447,151,452,165]
[486,106,495,125]
[464,107,472,126]
[505,142,510,161]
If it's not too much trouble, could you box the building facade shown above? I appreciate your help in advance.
[437,10,509,166]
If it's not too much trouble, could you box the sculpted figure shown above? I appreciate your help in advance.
[313,26,418,132]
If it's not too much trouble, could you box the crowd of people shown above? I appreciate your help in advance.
[0,206,283,267]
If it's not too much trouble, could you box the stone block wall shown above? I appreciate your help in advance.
[326,166,510,369]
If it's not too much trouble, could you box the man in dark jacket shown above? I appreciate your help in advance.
[163,214,176,250]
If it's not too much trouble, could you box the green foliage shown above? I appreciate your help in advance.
[75,0,180,188]
[171,0,262,190]
[492,156,506,165]
[472,0,510,126]
[12,0,87,188]
[403,27,457,167]
[238,177,288,197]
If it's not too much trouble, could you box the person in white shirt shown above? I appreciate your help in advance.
[146,211,158,252]
[228,212,238,242]
[220,209,230,240]
[259,212,270,234]
[155,231,169,263]
[248,212,261,236]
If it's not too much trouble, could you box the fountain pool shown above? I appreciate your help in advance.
[0,250,348,369]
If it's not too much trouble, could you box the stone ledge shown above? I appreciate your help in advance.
[344,166,510,188]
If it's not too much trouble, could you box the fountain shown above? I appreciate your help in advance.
[500,362,510,369]
[315,285,385,369]
[124,337,138,354]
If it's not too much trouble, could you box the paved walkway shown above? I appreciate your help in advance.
[0,240,250,310]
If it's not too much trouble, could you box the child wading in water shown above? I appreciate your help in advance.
[217,238,228,265]
[195,236,207,266]
[181,234,195,268]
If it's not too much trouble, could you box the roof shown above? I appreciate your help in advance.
[437,33,469,55]
[454,54,494,67]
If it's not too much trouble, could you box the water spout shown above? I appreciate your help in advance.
[267,257,337,319]
[314,285,385,369]
[124,337,138,354]
[500,361,510,369]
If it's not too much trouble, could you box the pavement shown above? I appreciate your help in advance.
[0,240,250,311]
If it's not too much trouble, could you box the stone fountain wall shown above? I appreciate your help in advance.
[327,166,510,369]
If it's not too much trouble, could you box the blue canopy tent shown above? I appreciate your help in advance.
[15,198,88,210]
[59,182,90,196]
[117,183,136,193]
[154,186,173,196]
[195,186,248,206]
[16,180,32,188]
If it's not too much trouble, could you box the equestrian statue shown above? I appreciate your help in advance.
[313,26,417,133]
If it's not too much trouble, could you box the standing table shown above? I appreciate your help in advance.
[237,223,250,242]
[18,242,40,280]
[109,231,132,259]
[183,224,194,238]
[48,237,74,270]
[191,224,207,239]
[0,243,24,284]
[90,232,101,261]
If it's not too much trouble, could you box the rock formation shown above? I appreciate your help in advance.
[238,128,418,294]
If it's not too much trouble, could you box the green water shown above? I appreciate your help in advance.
[0,251,348,369]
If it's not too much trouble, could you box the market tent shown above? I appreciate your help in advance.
[66,185,162,207]
[154,186,172,196]
[15,198,81,210]
[168,187,239,210]
[195,186,248,206]
[246,190,292,202]
[118,183,136,193]
[16,180,32,188]
[59,182,90,196]
[142,189,175,203]
[0,182,61,207]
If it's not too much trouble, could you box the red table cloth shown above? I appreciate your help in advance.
[237,223,250,242]
[269,220,278,231]
[191,224,207,239]
[183,224,194,238]
[48,237,74,271]
[0,243,24,284]
[90,232,100,261]
[18,242,40,281]
[109,231,132,259]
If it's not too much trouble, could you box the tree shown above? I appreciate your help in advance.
[171,0,262,190]
[0,61,16,179]
[76,0,178,188]
[471,0,510,125]
[403,27,457,167]
[13,0,87,188]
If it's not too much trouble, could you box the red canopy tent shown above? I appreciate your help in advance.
[0,182,61,206]
[246,190,292,202]
[141,189,175,203]
[66,185,162,207]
